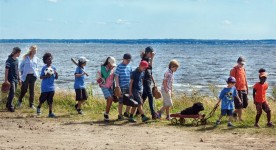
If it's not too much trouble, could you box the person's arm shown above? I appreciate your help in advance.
[54,70,58,80]
[253,88,256,104]
[149,52,155,66]
[75,67,85,78]
[40,74,51,79]
[4,68,9,83]
[115,75,120,87]
[129,79,133,97]
[216,99,221,106]
[17,68,21,85]
[163,79,168,92]
[19,59,25,75]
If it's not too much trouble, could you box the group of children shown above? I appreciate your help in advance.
[3,46,274,127]
[216,69,274,128]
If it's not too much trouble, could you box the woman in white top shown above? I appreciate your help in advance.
[17,45,39,109]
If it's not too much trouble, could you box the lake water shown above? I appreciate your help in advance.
[0,39,276,96]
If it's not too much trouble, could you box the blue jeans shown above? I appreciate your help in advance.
[142,81,155,116]
[6,81,17,108]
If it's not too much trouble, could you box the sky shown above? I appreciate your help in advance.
[0,0,276,39]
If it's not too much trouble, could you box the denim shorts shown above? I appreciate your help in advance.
[101,87,113,99]
[221,109,233,116]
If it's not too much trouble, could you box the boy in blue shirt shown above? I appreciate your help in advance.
[74,57,89,115]
[36,53,58,118]
[128,61,150,122]
[215,76,242,127]
[115,53,132,120]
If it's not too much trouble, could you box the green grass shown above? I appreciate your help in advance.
[1,84,276,135]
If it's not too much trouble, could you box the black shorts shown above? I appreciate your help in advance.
[75,89,88,101]
[39,91,55,105]
[234,90,248,109]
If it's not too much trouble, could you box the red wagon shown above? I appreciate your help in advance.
[170,104,219,126]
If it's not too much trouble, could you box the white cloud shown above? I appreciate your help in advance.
[222,20,232,25]
[116,19,130,25]
[48,0,58,3]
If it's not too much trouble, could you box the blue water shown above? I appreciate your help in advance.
[0,39,276,96]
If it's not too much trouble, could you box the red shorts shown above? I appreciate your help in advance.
[255,101,271,114]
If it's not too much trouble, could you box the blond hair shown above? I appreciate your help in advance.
[23,45,37,59]
[169,59,180,69]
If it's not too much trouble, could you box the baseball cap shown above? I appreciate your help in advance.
[78,56,89,63]
[108,56,117,67]
[259,72,268,77]
[123,53,132,60]
[227,76,236,83]
[145,46,154,53]
[237,56,245,65]
[139,60,149,68]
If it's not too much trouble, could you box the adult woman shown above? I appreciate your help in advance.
[230,56,248,121]
[140,46,157,119]
[17,45,39,109]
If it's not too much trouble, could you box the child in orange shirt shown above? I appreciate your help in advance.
[253,68,274,127]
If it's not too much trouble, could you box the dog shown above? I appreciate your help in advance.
[180,102,204,115]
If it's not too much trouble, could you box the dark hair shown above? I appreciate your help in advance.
[42,52,53,64]
[102,57,111,66]
[9,47,21,57]
[259,68,266,73]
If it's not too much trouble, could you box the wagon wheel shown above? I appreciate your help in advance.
[192,119,199,126]
[179,118,185,125]
[200,119,207,125]
[171,118,178,125]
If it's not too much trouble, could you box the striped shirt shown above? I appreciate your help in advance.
[115,63,132,88]
[161,69,174,92]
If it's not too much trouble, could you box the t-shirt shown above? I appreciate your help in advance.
[161,69,174,92]
[141,58,152,83]
[5,56,19,83]
[74,66,86,89]
[115,63,132,88]
[253,82,268,103]
[40,65,57,93]
[230,66,247,90]
[219,86,237,110]
[131,68,144,91]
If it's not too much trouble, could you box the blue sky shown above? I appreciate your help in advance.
[0,0,276,39]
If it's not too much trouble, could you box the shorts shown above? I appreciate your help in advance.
[75,89,88,101]
[132,89,143,105]
[255,101,271,115]
[161,89,173,107]
[101,87,113,99]
[221,109,233,116]
[234,90,248,109]
[119,88,129,104]
[39,91,55,105]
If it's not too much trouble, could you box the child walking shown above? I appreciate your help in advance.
[157,60,179,120]
[36,53,58,118]
[128,61,150,122]
[74,57,89,115]
[253,68,274,127]
[4,47,21,112]
[115,53,132,120]
[215,77,242,127]
[98,56,117,122]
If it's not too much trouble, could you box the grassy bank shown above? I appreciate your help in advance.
[0,84,276,135]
